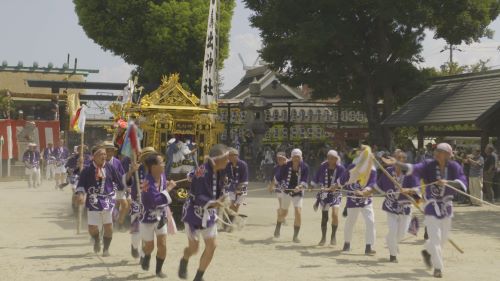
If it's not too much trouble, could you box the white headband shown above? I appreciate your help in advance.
[291,148,302,158]
[327,149,339,159]
[210,151,229,161]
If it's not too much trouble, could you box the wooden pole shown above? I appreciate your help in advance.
[79,132,84,171]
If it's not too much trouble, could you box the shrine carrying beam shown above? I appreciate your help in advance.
[27,80,127,91]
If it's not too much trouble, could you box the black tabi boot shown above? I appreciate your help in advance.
[141,254,151,271]
[365,244,376,255]
[421,250,432,269]
[318,211,328,246]
[131,245,139,259]
[156,257,166,278]
[293,226,301,243]
[330,224,338,245]
[178,258,188,279]
[274,221,282,238]
[102,236,112,257]
[92,234,100,253]
[193,270,205,281]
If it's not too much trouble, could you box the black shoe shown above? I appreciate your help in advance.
[365,245,376,256]
[421,250,432,269]
[141,255,151,271]
[131,245,139,259]
[274,227,280,238]
[318,237,326,246]
[330,237,337,246]
[342,242,350,252]
[433,269,442,278]
[178,258,188,279]
[156,271,167,278]
[389,255,398,263]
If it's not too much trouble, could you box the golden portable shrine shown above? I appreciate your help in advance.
[109,74,223,227]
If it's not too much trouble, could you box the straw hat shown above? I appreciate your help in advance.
[139,147,157,162]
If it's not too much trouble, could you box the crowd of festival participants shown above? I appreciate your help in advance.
[20,135,499,280]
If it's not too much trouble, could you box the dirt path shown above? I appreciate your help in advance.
[0,180,499,280]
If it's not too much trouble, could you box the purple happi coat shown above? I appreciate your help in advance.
[377,166,420,215]
[65,153,92,184]
[275,161,309,197]
[43,147,56,165]
[312,161,346,207]
[55,146,69,166]
[339,164,377,208]
[140,173,171,223]
[76,161,124,211]
[182,162,225,230]
[272,164,284,193]
[108,157,126,191]
[23,150,41,168]
[224,159,249,194]
[407,159,467,218]
[128,165,147,232]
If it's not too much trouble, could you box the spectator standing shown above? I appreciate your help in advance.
[483,144,498,202]
[466,149,484,206]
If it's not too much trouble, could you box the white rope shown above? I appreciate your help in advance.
[445,183,500,209]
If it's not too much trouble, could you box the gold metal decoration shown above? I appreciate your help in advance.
[109,73,223,163]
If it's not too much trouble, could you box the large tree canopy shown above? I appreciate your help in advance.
[74,0,236,92]
[244,0,499,147]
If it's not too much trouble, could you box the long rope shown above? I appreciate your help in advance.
[444,183,500,209]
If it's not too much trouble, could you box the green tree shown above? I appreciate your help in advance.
[244,0,499,147]
[74,0,236,92]
[437,59,491,75]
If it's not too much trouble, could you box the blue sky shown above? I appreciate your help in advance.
[2,0,500,92]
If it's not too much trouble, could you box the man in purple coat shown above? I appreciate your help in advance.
[267,151,288,231]
[224,148,249,223]
[139,153,176,278]
[75,145,125,257]
[377,151,420,263]
[126,147,156,259]
[54,139,70,189]
[340,152,378,255]
[274,148,309,243]
[103,141,129,228]
[178,144,228,281]
[311,150,346,246]
[383,143,467,278]
[23,143,41,188]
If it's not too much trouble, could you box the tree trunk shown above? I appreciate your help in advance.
[363,81,384,146]
[382,86,394,149]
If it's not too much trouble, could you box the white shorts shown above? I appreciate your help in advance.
[116,190,127,200]
[87,210,113,226]
[55,165,66,174]
[184,223,217,241]
[140,221,168,241]
[276,192,284,200]
[25,167,40,176]
[281,194,303,209]
[322,204,340,211]
[228,191,246,205]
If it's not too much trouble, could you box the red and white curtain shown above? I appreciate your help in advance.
[0,119,60,160]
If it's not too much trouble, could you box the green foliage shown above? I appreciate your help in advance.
[73,0,236,92]
[244,0,499,146]
[434,59,492,76]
